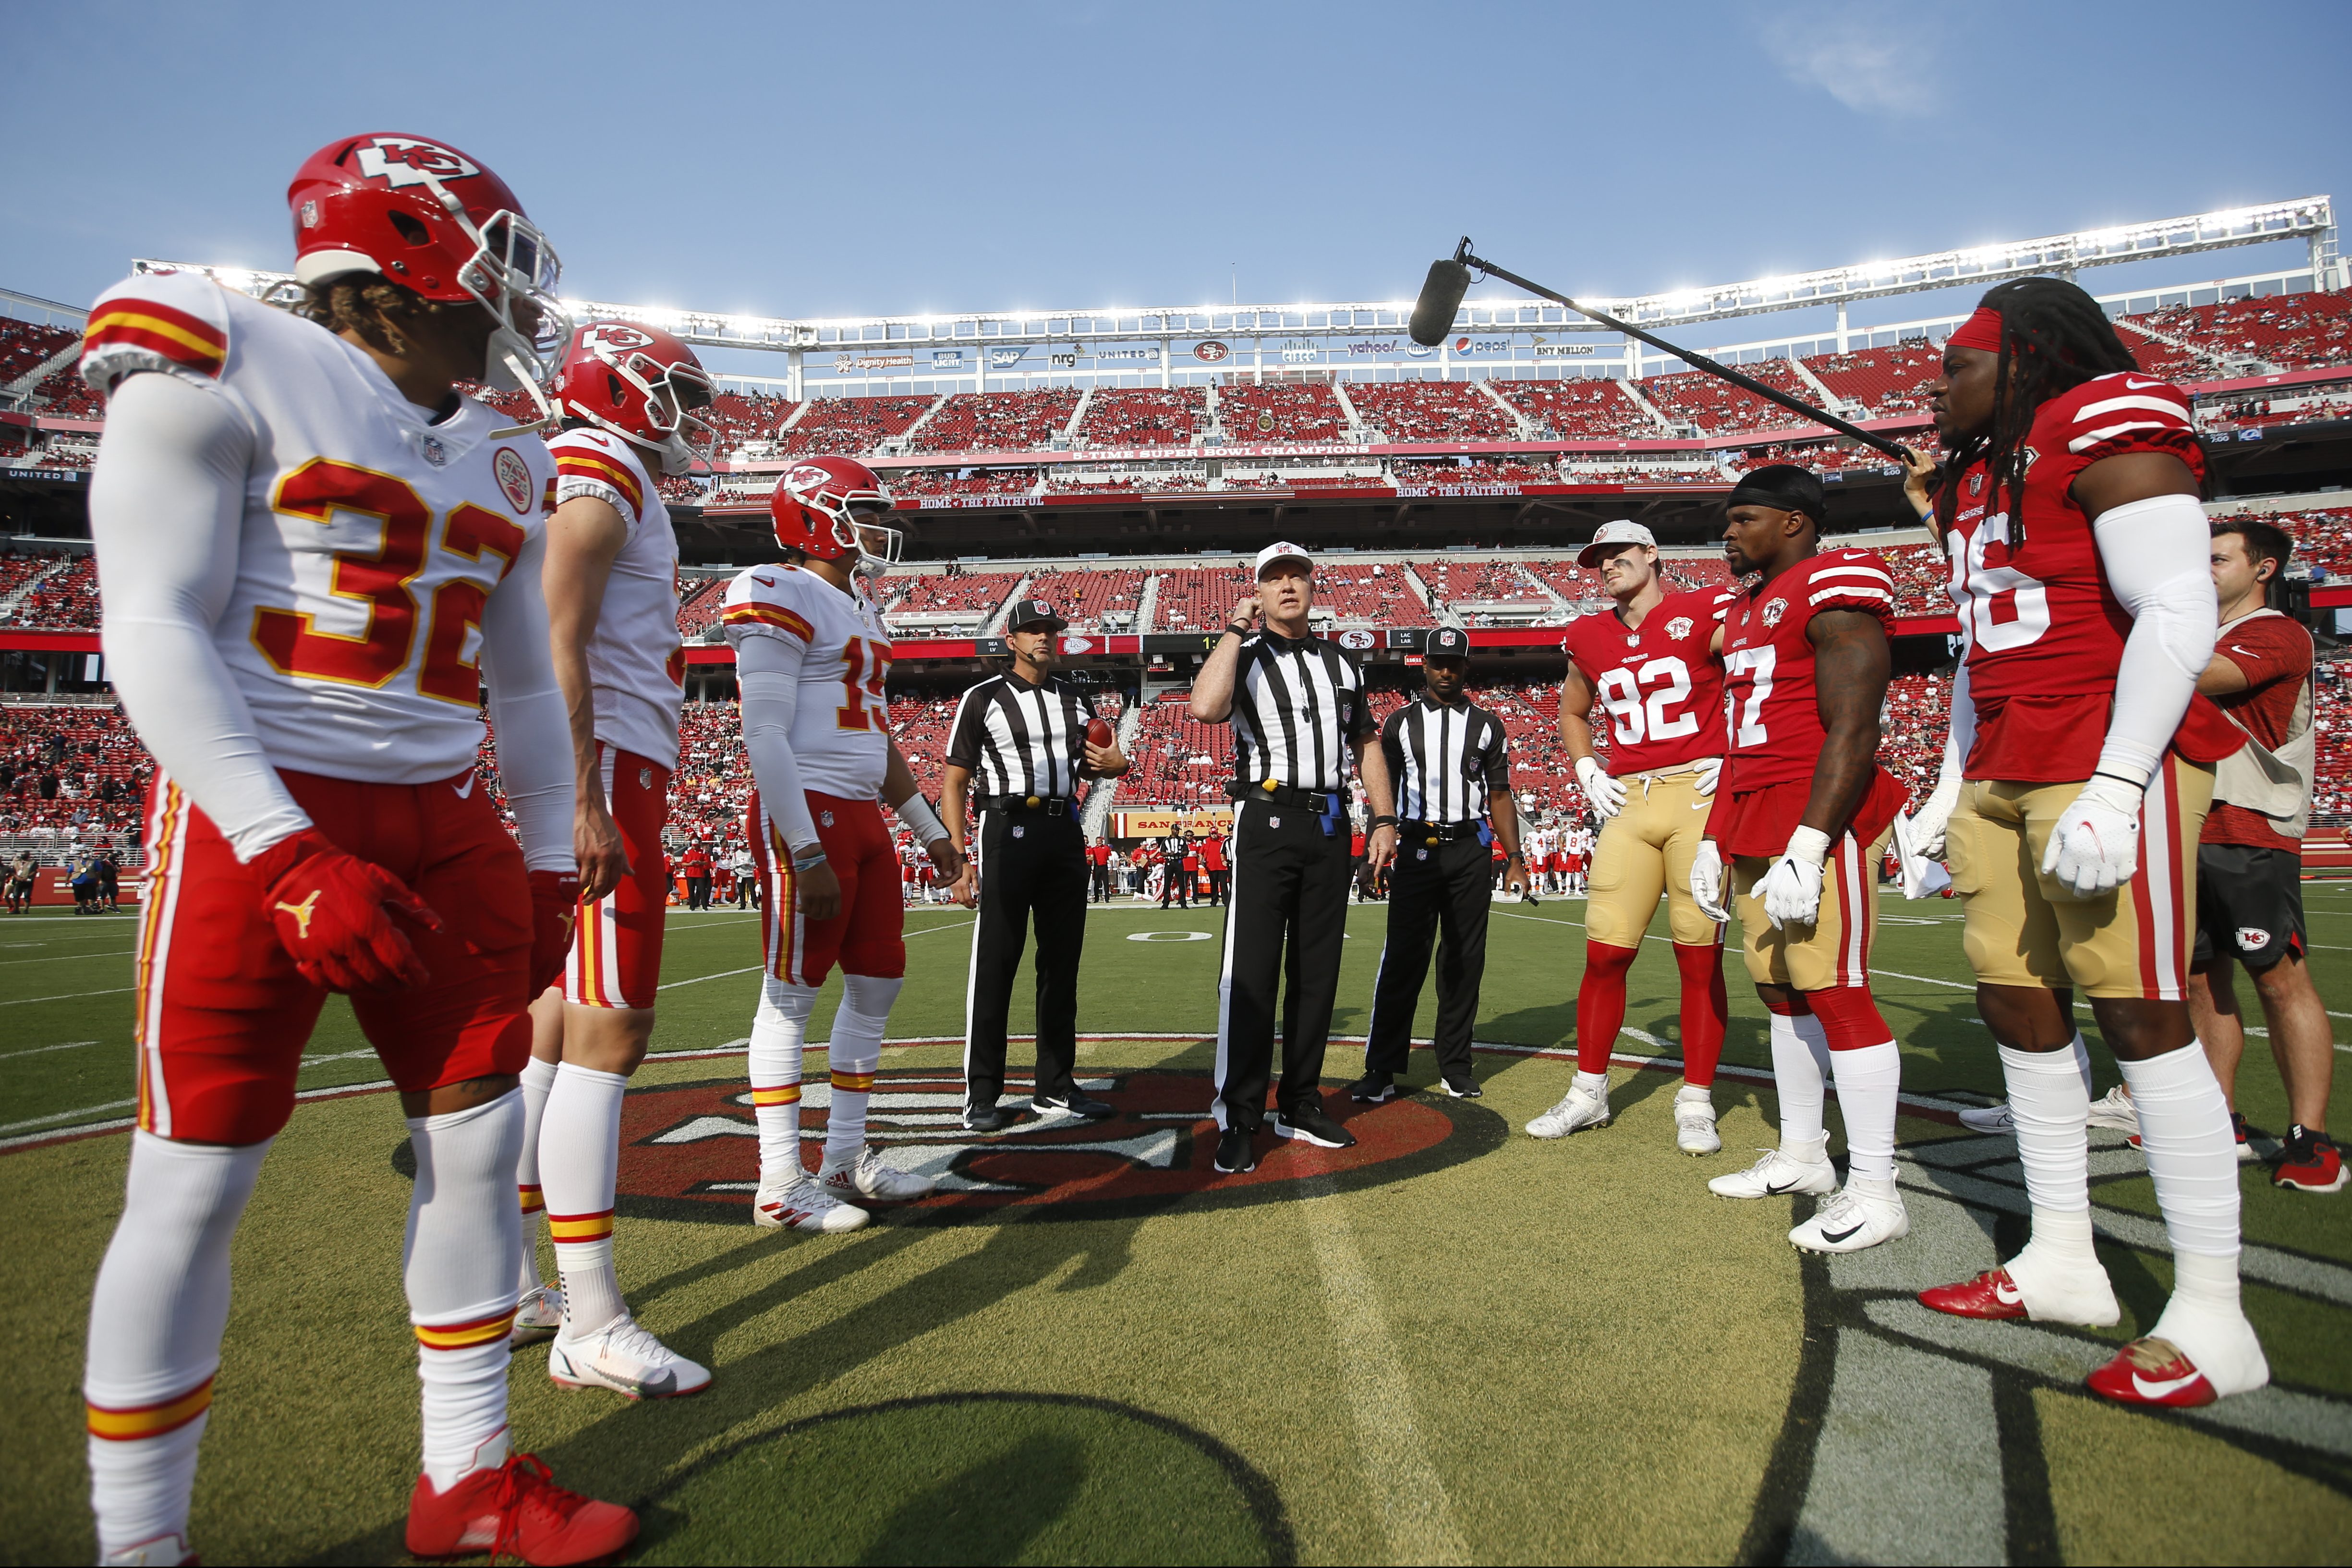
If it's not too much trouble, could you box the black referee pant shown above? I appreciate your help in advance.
[1215,797,1353,1130]
[1159,859,1189,907]
[1363,833,1492,1082]
[965,807,1089,1107]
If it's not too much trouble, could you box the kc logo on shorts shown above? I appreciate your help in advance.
[2237,926,2272,951]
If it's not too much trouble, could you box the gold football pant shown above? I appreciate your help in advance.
[1944,756,2210,1001]
[1586,765,1722,949]
[1731,825,1891,992]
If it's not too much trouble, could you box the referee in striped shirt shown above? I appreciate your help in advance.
[1189,542,1398,1173]
[1352,626,1526,1104]
[942,599,1128,1131]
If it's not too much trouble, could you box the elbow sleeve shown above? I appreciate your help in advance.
[2091,492,2219,786]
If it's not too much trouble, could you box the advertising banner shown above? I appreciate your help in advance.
[1114,807,1234,839]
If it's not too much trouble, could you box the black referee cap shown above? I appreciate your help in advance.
[1426,627,1470,661]
[1006,599,1068,632]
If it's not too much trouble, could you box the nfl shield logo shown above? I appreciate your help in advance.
[420,434,448,467]
[1013,825,1026,839]
[1268,816,1282,828]
[821,811,835,827]
[638,767,652,789]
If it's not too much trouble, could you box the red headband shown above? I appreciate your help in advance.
[1947,306,2005,353]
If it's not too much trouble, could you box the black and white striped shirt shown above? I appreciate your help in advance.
[946,672,1089,800]
[1382,695,1508,824]
[1226,631,1372,795]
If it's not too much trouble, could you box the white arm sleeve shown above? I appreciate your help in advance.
[2091,491,2218,787]
[1941,655,1975,779]
[87,371,311,861]
[736,633,822,853]
[478,527,575,873]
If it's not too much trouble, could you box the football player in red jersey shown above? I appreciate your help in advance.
[1530,520,1736,1154]
[505,321,717,1401]
[76,136,632,1565]
[1903,279,2267,1407]
[1688,467,1913,1252]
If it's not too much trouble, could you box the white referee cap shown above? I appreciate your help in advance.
[1254,540,1315,578]
[1577,519,1655,567]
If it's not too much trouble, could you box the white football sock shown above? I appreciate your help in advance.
[1769,1010,1830,1162]
[403,1093,521,1491]
[823,974,901,1169]
[541,1062,628,1337]
[1828,1038,1901,1184]
[515,1056,558,1295]
[2068,1030,2095,1097]
[84,1133,269,1559]
[750,978,817,1182]
[2000,1041,2098,1269]
[1573,1069,1608,1094]
[2119,1045,2242,1261]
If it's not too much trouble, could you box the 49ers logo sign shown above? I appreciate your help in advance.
[606,1067,1497,1222]
[352,137,480,190]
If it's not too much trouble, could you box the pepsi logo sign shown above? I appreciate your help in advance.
[353,137,480,190]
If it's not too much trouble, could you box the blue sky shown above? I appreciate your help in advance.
[5,0,2344,336]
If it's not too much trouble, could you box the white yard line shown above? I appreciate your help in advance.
[0,1039,100,1061]
[0,985,133,1007]
[0,949,133,965]
[1296,1175,1469,1566]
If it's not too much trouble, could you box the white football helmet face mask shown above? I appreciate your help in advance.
[404,169,570,430]
[587,346,716,476]
[844,505,903,575]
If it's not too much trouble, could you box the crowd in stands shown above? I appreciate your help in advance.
[703,390,795,450]
[1733,438,1925,475]
[1311,564,1431,626]
[1019,568,1149,631]
[1219,382,1346,442]
[0,319,79,385]
[2108,320,2204,382]
[1079,387,1208,447]
[1395,457,1560,487]
[1421,559,1549,610]
[915,389,1081,454]
[890,467,1039,498]
[1641,359,1825,438]
[1806,342,1944,416]
[676,577,729,641]
[880,570,1022,620]
[1879,542,1949,615]
[782,394,935,456]
[2200,394,2352,433]
[1120,700,1237,804]
[1349,381,1517,442]
[1495,377,1660,440]
[7,556,100,629]
[1045,471,1211,495]
[0,702,151,839]
[2135,291,2352,374]
[1150,566,1256,632]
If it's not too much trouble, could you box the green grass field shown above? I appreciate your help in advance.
[4,888,2351,1564]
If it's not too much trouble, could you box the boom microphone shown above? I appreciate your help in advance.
[1410,236,1917,463]
[1409,255,1473,348]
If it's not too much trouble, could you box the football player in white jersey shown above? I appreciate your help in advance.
[76,135,634,1566]
[726,458,966,1232]
[503,321,715,1400]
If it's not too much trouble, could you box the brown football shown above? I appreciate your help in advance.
[1087,718,1115,749]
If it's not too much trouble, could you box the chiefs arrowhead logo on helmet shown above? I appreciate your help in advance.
[350,137,481,190]
[552,319,715,476]
[771,454,901,571]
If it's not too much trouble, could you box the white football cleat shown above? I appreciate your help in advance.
[821,1145,937,1203]
[547,1312,711,1400]
[1957,1101,2015,1134]
[1526,1075,1610,1139]
[1673,1086,1720,1155]
[752,1172,870,1233]
[1709,1146,1839,1200]
[2085,1086,2139,1134]
[1789,1180,1910,1253]
[510,1281,564,1345]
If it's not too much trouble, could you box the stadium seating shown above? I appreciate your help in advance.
[676,576,729,640]
[1395,458,1559,486]
[1080,388,1208,447]
[782,395,936,456]
[881,571,1022,621]
[913,390,1081,453]
[1149,566,1255,632]
[0,702,151,838]
[0,319,79,385]
[1120,701,1237,805]
[1641,359,1823,438]
[1018,568,1150,631]
[1420,559,1550,612]
[1734,438,1921,475]
[9,557,99,629]
[1806,343,1943,417]
[1312,564,1431,626]
[1218,383,1346,443]
[1494,378,1661,439]
[2200,392,2352,432]
[703,390,796,450]
[1348,381,1517,442]
[2132,291,2352,373]
[1879,542,1948,615]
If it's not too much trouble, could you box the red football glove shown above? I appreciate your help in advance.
[251,828,441,992]
[528,870,583,998]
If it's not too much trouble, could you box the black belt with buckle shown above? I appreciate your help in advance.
[1400,819,1484,845]
[979,794,1072,815]
[1229,781,1339,814]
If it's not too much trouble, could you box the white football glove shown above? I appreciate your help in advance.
[1576,755,1626,819]
[1760,826,1831,931]
[1907,769,1962,860]
[2041,774,2144,899]
[1689,839,1731,924]
[1692,756,1723,797]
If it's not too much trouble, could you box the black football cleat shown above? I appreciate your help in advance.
[1033,1089,1115,1120]
[1213,1125,1259,1174]
[1348,1071,1399,1104]
[1274,1105,1358,1149]
[963,1101,1019,1132]
[1439,1073,1482,1100]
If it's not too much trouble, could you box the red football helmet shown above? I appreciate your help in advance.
[771,456,901,570]
[552,321,716,476]
[286,133,569,406]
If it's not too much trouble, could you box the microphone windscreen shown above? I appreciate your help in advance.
[1409,259,1471,347]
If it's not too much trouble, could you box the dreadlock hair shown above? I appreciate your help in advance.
[1932,276,2143,547]
[296,275,475,361]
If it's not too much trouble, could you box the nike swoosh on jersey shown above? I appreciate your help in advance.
[453,775,475,799]
[2124,377,2167,389]
[752,575,776,586]
[2132,1370,2205,1399]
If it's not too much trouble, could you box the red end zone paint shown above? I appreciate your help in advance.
[616,1067,1491,1222]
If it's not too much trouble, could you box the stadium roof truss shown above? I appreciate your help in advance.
[133,197,2335,394]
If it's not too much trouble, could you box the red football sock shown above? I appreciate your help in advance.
[1803,985,1892,1051]
[1576,941,1638,1073]
[1673,941,1728,1088]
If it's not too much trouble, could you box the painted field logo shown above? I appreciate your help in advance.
[614,1066,1497,1223]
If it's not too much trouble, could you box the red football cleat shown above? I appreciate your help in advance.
[406,1453,638,1566]
[2274,1125,2347,1193]
[2086,1337,2217,1409]
[1919,1268,2030,1320]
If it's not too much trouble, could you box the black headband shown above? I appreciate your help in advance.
[1726,463,1827,525]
